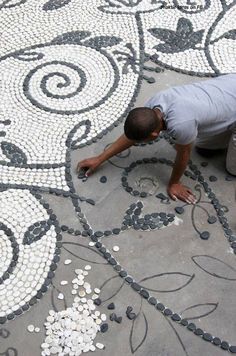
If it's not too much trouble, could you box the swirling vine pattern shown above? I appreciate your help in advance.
[0,0,236,355]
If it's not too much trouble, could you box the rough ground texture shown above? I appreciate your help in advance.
[0,0,236,355]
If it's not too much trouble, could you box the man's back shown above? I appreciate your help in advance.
[145,74,236,145]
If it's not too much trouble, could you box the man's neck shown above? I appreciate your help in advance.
[154,108,166,131]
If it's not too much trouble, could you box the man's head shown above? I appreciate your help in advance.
[124,107,162,142]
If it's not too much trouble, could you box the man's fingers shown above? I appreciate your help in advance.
[169,193,178,201]
[85,168,92,177]
[77,161,86,172]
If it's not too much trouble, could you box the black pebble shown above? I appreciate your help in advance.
[221,341,229,350]
[112,228,120,235]
[14,308,22,316]
[147,77,155,84]
[187,323,196,331]
[229,345,236,353]
[107,302,115,310]
[94,298,101,306]
[126,306,133,314]
[61,225,68,231]
[175,206,184,214]
[110,313,116,321]
[194,328,203,336]
[156,303,165,311]
[203,333,213,342]
[101,323,109,333]
[225,175,234,181]
[163,308,172,316]
[180,319,188,326]
[131,282,141,291]
[115,315,122,324]
[207,216,217,224]
[86,199,95,206]
[200,231,210,240]
[7,313,15,320]
[125,276,133,283]
[201,162,208,167]
[148,297,157,305]
[209,175,217,182]
[100,176,107,183]
[140,289,149,299]
[171,314,181,322]
[127,312,136,320]
[156,193,168,200]
[0,317,7,324]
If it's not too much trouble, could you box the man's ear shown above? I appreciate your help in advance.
[150,131,159,138]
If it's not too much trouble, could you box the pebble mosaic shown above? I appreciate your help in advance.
[0,0,236,355]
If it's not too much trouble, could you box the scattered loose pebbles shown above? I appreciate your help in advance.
[112,245,120,252]
[41,268,107,355]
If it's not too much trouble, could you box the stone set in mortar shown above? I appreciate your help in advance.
[0,0,236,353]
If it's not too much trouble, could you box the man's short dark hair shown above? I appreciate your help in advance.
[124,107,158,141]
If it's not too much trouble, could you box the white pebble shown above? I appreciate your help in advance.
[113,245,120,252]
[75,269,83,275]
[85,265,91,270]
[101,314,107,321]
[94,288,100,294]
[64,259,72,265]
[35,327,40,333]
[41,343,49,349]
[27,324,35,333]
[96,343,105,350]
[57,293,64,300]
[79,290,86,297]
[60,280,68,286]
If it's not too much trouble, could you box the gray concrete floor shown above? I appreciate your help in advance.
[2,68,236,356]
[1,1,236,354]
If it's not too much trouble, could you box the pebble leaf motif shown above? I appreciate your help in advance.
[0,0,26,9]
[66,120,91,149]
[43,0,72,11]
[23,220,51,245]
[1,141,27,165]
[104,0,142,7]
[211,29,236,44]
[51,31,91,45]
[82,36,122,49]
[13,50,44,62]
[148,17,204,53]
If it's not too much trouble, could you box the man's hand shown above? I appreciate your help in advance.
[167,183,196,204]
[77,156,102,177]
[76,134,134,178]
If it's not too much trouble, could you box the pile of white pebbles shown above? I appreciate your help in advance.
[41,266,106,356]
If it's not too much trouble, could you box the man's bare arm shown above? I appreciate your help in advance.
[98,134,135,162]
[77,134,135,175]
[167,143,196,204]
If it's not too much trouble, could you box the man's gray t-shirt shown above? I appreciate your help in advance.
[144,74,236,145]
